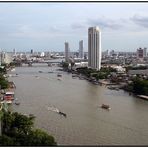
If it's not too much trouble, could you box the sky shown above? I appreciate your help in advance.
[1,2,148,52]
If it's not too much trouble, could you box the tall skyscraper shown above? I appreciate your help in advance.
[88,26,101,70]
[13,48,16,55]
[31,49,33,54]
[137,47,147,60]
[65,42,70,62]
[79,40,83,59]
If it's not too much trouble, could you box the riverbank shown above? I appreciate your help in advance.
[62,67,148,101]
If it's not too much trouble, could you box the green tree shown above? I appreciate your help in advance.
[0,74,9,89]
[25,129,57,146]
[0,135,15,146]
[1,111,57,146]
[62,62,69,69]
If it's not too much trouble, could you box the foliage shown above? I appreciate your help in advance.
[24,129,57,146]
[62,61,69,69]
[76,67,96,78]
[0,74,9,89]
[0,111,57,146]
[0,134,15,146]
[76,67,116,80]
[126,65,148,72]
[9,62,15,67]
[1,63,7,67]
[100,67,117,73]
[124,77,148,96]
[2,112,34,136]
[132,77,148,95]
[0,66,6,74]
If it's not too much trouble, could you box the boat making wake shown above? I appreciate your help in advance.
[47,105,67,117]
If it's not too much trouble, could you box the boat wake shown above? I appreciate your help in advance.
[47,105,67,117]
[47,106,59,113]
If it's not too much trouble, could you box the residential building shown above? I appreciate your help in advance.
[137,47,147,60]
[88,26,101,70]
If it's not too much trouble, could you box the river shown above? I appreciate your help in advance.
[8,63,148,146]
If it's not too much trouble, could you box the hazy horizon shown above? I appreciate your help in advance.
[1,2,148,52]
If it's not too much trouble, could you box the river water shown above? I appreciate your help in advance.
[8,63,148,146]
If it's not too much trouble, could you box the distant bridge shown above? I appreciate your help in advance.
[16,60,62,67]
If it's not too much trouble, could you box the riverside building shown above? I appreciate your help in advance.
[88,26,101,70]
[65,42,70,62]
[79,40,83,59]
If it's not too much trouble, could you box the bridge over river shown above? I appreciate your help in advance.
[15,59,63,67]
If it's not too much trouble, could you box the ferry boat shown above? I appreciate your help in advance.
[100,104,111,110]
[15,102,20,105]
[4,91,15,101]
[72,74,78,77]
[57,78,62,81]
[57,73,62,77]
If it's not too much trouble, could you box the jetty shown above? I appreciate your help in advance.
[137,95,148,100]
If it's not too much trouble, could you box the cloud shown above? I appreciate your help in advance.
[71,23,86,30]
[130,14,148,28]
[49,26,61,32]
[87,17,122,30]
[71,17,123,31]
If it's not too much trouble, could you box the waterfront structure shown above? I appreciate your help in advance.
[0,52,13,65]
[79,40,83,59]
[88,26,101,70]
[65,42,70,62]
[40,52,45,57]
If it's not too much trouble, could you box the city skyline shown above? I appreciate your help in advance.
[1,3,148,52]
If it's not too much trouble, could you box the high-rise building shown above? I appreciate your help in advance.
[143,48,147,57]
[65,42,70,62]
[137,47,147,60]
[88,26,101,70]
[31,49,33,54]
[79,40,83,59]
[13,48,16,55]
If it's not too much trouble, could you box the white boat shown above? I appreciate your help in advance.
[1,100,12,104]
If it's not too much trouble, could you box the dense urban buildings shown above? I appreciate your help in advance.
[65,42,70,62]
[79,40,83,59]
[88,26,101,70]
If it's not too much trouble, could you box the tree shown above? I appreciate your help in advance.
[1,111,57,146]
[0,74,9,89]
[0,135,15,146]
[62,62,69,69]
[25,129,57,146]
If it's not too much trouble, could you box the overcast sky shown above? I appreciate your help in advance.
[1,3,148,52]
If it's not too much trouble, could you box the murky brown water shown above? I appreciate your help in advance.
[8,63,148,146]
